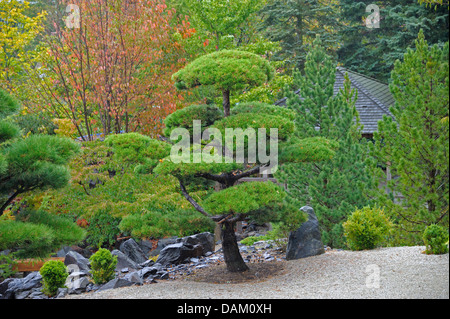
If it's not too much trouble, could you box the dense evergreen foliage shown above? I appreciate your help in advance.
[277,36,375,248]
[260,0,341,71]
[338,0,449,81]
[370,31,449,244]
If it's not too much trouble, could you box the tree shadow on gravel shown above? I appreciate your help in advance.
[184,261,287,284]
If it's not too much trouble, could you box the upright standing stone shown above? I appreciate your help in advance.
[286,206,325,260]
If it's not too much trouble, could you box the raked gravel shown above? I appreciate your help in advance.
[65,246,448,299]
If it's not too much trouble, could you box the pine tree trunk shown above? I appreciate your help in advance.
[221,221,249,273]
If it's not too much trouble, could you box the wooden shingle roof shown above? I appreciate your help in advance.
[274,67,395,135]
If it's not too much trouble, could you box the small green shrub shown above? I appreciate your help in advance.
[423,224,449,255]
[343,206,393,251]
[89,248,118,284]
[240,236,263,246]
[39,260,68,297]
[86,208,122,249]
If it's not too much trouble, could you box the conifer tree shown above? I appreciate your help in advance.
[276,36,374,248]
[260,0,341,71]
[154,50,338,272]
[0,89,80,215]
[338,0,449,81]
[370,30,449,244]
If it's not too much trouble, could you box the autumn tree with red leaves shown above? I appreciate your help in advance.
[33,0,193,140]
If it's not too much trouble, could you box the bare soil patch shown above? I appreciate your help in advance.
[184,261,287,284]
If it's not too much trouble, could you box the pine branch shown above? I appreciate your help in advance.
[178,179,211,219]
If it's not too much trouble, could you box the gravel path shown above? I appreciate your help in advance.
[66,246,448,299]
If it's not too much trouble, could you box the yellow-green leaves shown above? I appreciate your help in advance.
[0,0,47,92]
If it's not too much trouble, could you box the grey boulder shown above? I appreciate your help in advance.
[65,272,91,294]
[156,242,203,266]
[111,249,141,271]
[97,278,135,292]
[1,272,42,299]
[181,232,214,255]
[286,206,325,260]
[119,238,148,264]
[64,251,91,273]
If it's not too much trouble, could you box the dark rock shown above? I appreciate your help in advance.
[156,271,169,280]
[286,206,325,260]
[138,266,158,278]
[0,278,16,298]
[156,243,204,266]
[111,250,141,271]
[64,251,91,273]
[139,259,155,268]
[29,288,48,299]
[149,237,179,257]
[119,238,148,264]
[144,276,158,284]
[97,278,134,292]
[138,240,153,258]
[66,276,90,294]
[2,272,42,299]
[56,246,73,257]
[123,271,143,285]
[86,283,101,293]
[56,288,68,298]
[56,245,91,258]
[15,289,32,299]
[181,232,214,255]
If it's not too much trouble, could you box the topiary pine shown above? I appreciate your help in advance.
[149,99,338,272]
[172,50,274,117]
[138,51,340,272]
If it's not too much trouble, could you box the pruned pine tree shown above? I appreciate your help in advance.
[153,50,338,272]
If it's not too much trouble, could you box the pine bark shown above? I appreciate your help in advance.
[221,221,249,273]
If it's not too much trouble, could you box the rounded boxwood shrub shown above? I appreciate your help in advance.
[343,206,393,251]
[423,224,449,255]
[89,248,118,284]
[39,260,68,297]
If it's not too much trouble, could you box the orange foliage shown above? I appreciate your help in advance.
[41,0,192,140]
